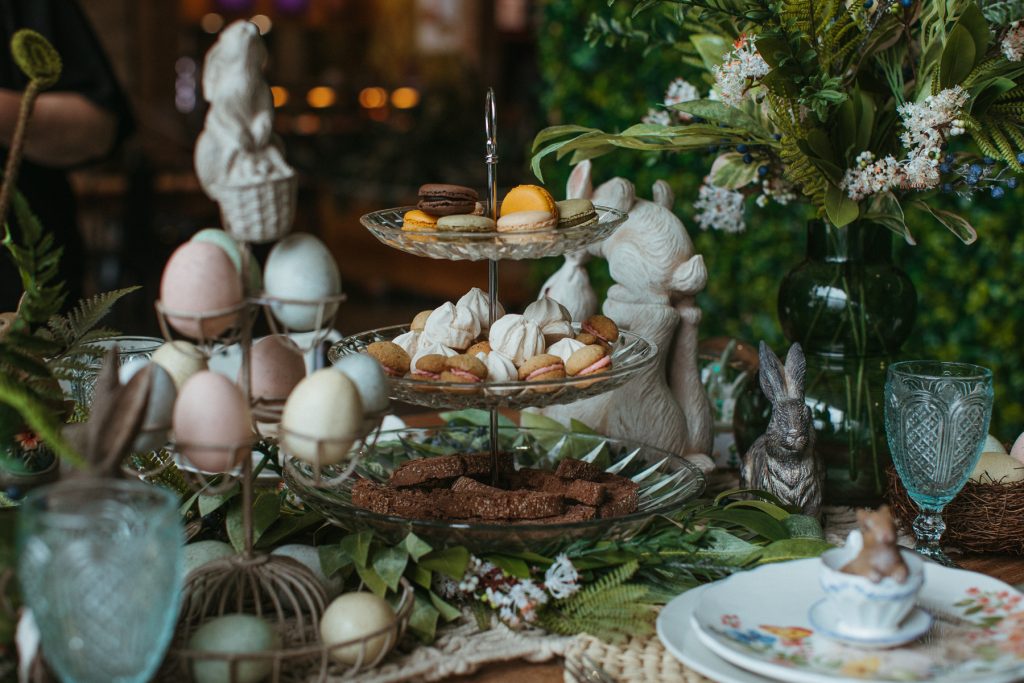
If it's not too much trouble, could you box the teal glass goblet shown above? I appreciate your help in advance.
[17,478,184,683]
[884,361,993,567]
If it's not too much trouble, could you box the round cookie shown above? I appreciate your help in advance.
[466,340,491,356]
[496,211,558,233]
[499,185,557,217]
[440,354,487,392]
[410,310,433,332]
[518,354,566,393]
[581,315,620,345]
[418,184,479,216]
[365,341,410,378]
[566,344,611,377]
[402,210,438,231]
[556,199,598,229]
[436,215,496,233]
[410,353,446,381]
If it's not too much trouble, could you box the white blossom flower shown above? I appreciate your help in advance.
[664,77,701,121]
[841,154,901,200]
[693,177,746,233]
[712,34,770,107]
[544,554,581,599]
[641,108,672,126]
[759,177,798,207]
[1003,21,1024,61]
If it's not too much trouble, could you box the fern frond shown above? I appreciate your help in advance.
[2,189,66,326]
[45,286,139,355]
[983,0,1024,24]
[989,122,1022,169]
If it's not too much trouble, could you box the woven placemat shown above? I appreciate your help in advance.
[564,633,711,683]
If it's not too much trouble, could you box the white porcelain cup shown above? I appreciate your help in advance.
[819,530,924,637]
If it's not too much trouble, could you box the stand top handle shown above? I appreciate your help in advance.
[485,87,498,165]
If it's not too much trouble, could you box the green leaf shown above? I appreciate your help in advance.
[956,3,990,68]
[824,183,860,228]
[712,488,790,508]
[782,514,825,540]
[255,510,323,550]
[319,544,354,578]
[10,30,61,88]
[486,554,531,579]
[355,562,388,597]
[940,25,976,88]
[419,546,470,580]
[519,411,567,433]
[913,201,978,244]
[864,191,916,245]
[723,499,790,521]
[429,591,462,622]
[409,592,441,642]
[409,564,432,589]
[709,153,761,190]
[372,546,409,592]
[339,530,374,567]
[403,532,433,561]
[696,528,761,565]
[690,34,730,72]
[226,492,280,552]
[698,509,788,541]
[198,486,239,517]
[440,409,515,428]
[672,100,765,136]
[569,418,597,435]
[531,124,599,153]
[755,538,833,563]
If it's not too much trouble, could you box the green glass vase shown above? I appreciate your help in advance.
[778,220,917,504]
[734,220,918,503]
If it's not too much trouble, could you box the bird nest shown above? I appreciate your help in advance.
[885,465,1024,555]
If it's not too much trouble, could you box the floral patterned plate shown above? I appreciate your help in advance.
[689,558,1024,683]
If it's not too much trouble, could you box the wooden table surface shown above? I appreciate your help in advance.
[445,554,1024,683]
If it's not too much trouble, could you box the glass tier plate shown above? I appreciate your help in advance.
[360,205,627,261]
[327,324,657,410]
[285,425,706,554]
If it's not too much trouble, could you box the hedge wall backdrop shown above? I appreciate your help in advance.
[534,0,1024,439]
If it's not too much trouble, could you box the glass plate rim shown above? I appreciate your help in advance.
[360,204,627,238]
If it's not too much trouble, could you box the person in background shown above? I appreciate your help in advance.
[0,0,133,311]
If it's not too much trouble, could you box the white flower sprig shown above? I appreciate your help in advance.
[1002,21,1024,61]
[694,177,746,233]
[642,77,701,125]
[713,34,769,108]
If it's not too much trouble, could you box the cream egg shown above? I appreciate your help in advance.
[243,335,306,402]
[120,361,177,453]
[191,228,262,294]
[173,371,253,472]
[332,353,389,415]
[1010,432,1024,464]
[151,341,208,390]
[319,592,395,665]
[264,234,341,331]
[160,241,244,339]
[280,369,362,465]
[189,614,279,683]
[969,451,1024,484]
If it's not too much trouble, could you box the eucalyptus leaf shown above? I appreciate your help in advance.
[339,530,374,567]
[403,532,433,561]
[372,546,409,591]
[940,25,976,88]
[755,538,833,563]
[697,509,788,541]
[419,546,470,580]
[319,544,353,578]
[723,499,790,521]
[709,153,761,190]
[695,528,761,565]
[531,124,600,152]
[914,201,978,244]
[782,514,825,540]
[429,591,462,622]
[672,100,765,136]
[226,492,280,553]
[824,183,860,228]
[355,562,388,597]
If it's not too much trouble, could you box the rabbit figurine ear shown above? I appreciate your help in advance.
[567,160,593,200]
[783,342,806,398]
[758,341,787,405]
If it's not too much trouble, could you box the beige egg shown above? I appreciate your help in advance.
[152,341,208,390]
[243,335,306,402]
[280,369,362,466]
[320,592,395,665]
[160,241,244,339]
[173,371,253,472]
[1011,432,1024,464]
[969,451,1024,484]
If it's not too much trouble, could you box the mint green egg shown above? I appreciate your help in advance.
[183,540,235,577]
[191,228,262,293]
[189,614,280,683]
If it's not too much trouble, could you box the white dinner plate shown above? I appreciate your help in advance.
[690,558,1024,683]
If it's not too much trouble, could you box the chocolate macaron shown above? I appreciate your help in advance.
[518,353,566,393]
[418,184,479,216]
[366,341,411,378]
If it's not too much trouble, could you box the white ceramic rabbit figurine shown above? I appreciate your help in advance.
[741,342,823,517]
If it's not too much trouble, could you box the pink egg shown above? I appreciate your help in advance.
[1011,432,1024,465]
[160,241,244,339]
[173,371,253,472]
[242,335,306,401]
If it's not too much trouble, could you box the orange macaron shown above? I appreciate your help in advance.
[499,185,557,217]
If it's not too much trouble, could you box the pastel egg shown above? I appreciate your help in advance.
[271,544,344,598]
[280,369,362,465]
[184,540,235,576]
[983,434,1007,455]
[152,341,208,390]
[120,362,177,453]
[189,614,279,683]
[191,228,262,294]
[320,592,395,665]
[263,234,341,331]
[173,371,253,472]
[160,241,243,339]
[332,353,389,415]
[243,335,306,402]
[970,451,1024,484]
[1011,432,1024,464]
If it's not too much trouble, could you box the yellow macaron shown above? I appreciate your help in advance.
[402,209,439,231]
[499,185,557,217]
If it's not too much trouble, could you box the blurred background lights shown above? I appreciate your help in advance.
[271,86,289,108]
[200,13,224,34]
[294,113,321,135]
[390,87,420,109]
[306,86,336,109]
[358,87,387,109]
[250,14,273,34]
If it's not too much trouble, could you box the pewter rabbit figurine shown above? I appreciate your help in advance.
[741,341,823,517]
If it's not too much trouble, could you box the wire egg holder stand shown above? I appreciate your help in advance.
[318,89,661,512]
[149,224,410,682]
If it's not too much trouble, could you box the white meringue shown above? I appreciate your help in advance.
[474,350,517,383]
[422,301,480,350]
[524,296,574,345]
[546,337,586,363]
[456,287,504,332]
[488,314,546,366]
[415,339,457,359]
[391,330,420,357]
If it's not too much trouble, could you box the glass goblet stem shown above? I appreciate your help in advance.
[912,507,955,567]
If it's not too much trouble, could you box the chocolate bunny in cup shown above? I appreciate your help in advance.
[741,341,823,517]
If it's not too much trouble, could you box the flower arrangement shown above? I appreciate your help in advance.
[533,0,1024,242]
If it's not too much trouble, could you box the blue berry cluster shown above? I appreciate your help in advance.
[941,153,1021,199]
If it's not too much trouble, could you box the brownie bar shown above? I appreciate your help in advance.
[462,452,514,478]
[351,479,449,519]
[448,490,565,520]
[451,476,503,495]
[597,474,640,518]
[389,455,465,487]
[555,458,603,481]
